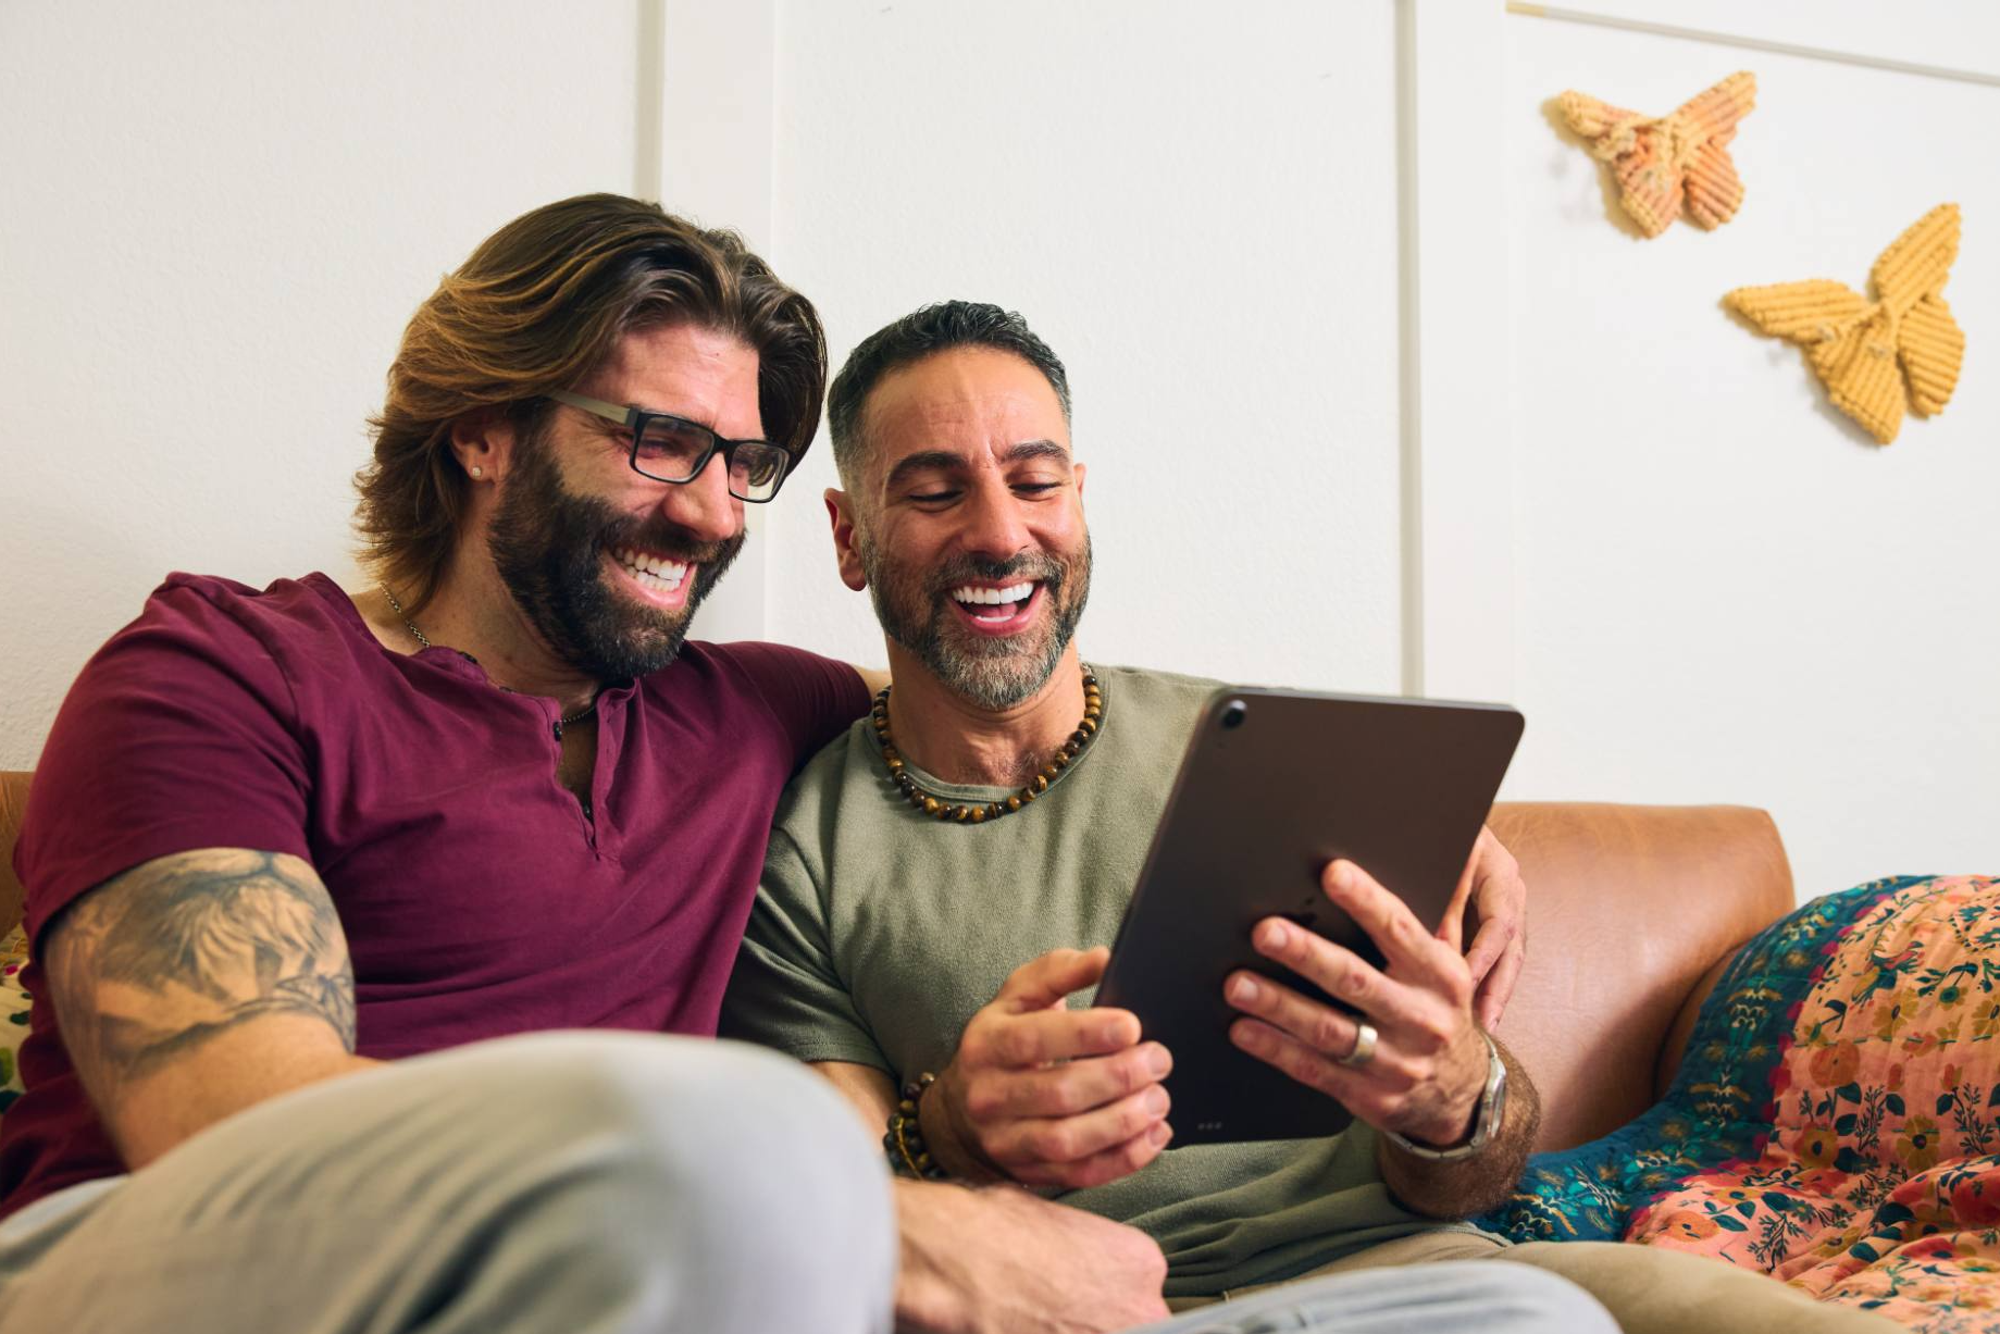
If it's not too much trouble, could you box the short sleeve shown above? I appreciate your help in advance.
[720,826,890,1072]
[710,642,869,774]
[15,580,312,947]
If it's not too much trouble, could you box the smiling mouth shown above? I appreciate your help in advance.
[611,544,692,599]
[948,580,1041,627]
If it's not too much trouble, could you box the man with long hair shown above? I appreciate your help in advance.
[0,195,893,1333]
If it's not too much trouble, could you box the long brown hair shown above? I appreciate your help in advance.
[355,193,825,613]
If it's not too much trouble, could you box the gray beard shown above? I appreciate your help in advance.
[860,536,1091,712]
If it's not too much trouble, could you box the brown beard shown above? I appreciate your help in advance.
[486,421,742,680]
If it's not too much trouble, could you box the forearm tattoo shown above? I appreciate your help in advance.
[44,849,357,1103]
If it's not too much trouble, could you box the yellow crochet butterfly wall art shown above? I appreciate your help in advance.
[1560,71,1756,238]
[1725,205,1966,446]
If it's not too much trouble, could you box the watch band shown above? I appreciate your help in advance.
[1382,1030,1507,1162]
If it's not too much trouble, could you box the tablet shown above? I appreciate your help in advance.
[1094,687,1524,1144]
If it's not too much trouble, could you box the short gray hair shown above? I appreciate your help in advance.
[827,301,1070,487]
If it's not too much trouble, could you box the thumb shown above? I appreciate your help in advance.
[999,945,1112,1012]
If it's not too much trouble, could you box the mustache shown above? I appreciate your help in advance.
[594,514,740,567]
[924,552,1067,597]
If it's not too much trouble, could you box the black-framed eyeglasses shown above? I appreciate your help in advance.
[546,390,795,503]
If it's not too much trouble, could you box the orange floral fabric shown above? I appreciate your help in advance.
[1629,876,2000,1325]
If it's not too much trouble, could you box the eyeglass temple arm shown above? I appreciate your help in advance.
[548,389,634,425]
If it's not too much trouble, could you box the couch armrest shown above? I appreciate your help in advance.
[1,771,28,939]
[1489,802,1794,1151]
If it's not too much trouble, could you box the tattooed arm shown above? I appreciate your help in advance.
[41,847,377,1169]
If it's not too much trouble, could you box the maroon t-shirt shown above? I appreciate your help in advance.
[0,572,868,1219]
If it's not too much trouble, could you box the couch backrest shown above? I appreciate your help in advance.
[1490,801,1794,1151]
[1,771,28,939]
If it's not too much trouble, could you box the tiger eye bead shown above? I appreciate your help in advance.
[871,664,1098,827]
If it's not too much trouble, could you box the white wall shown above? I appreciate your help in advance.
[0,1,642,759]
[762,0,1407,694]
[1494,4,2000,898]
[3,1,1994,901]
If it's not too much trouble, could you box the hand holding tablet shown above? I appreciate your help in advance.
[1223,856,1496,1154]
[1095,687,1524,1145]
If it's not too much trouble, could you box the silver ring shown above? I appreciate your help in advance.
[1337,1020,1378,1069]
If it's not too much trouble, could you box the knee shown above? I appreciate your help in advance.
[1473,1262,1619,1333]
[438,1033,896,1331]
[1270,1260,1616,1334]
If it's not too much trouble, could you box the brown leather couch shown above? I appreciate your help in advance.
[0,771,1792,1153]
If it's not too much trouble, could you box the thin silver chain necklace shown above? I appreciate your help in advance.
[379,585,598,727]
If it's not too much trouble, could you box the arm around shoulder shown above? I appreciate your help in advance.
[42,846,375,1169]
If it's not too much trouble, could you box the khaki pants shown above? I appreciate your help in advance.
[1176,1229,1901,1334]
[0,1032,896,1334]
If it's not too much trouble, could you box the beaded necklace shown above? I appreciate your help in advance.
[871,664,1101,823]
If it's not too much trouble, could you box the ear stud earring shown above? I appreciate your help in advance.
[470,466,484,479]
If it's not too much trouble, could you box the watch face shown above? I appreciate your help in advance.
[1476,1058,1508,1145]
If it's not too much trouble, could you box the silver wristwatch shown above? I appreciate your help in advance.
[1382,1031,1507,1162]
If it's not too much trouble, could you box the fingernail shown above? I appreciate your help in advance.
[1146,1044,1172,1077]
[1230,974,1260,1004]
[1260,921,1291,949]
[1150,1121,1173,1147]
[1143,1087,1170,1117]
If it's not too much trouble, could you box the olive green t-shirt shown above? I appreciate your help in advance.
[722,665,1461,1297]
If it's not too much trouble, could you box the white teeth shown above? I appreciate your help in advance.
[613,546,689,590]
[950,581,1035,606]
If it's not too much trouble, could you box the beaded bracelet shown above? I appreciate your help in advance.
[883,1072,951,1180]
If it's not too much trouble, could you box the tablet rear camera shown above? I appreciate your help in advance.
[1220,699,1248,730]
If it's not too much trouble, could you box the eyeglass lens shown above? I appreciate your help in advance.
[632,419,788,501]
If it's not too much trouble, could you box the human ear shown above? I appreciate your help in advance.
[448,408,513,484]
[826,488,868,592]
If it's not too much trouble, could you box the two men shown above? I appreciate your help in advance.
[0,194,1542,1334]
[723,301,1900,1334]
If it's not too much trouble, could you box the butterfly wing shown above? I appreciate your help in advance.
[1672,72,1757,141]
[1673,74,1755,230]
[1872,205,1964,419]
[1808,317,1910,445]
[1724,280,1870,342]
[1871,203,1960,309]
[1899,294,1966,418]
[1561,89,1680,238]
[1558,89,1646,156]
[1727,280,1903,444]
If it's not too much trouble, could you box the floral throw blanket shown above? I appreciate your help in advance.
[1,926,30,1116]
[1483,874,2000,1331]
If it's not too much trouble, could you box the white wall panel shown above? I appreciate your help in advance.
[3,1,1991,907]
[1500,13,2000,897]
[761,0,1408,694]
[0,1,641,768]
